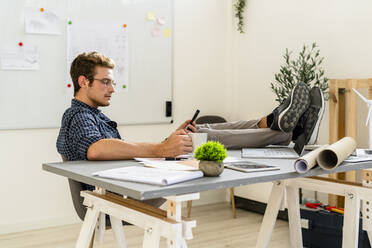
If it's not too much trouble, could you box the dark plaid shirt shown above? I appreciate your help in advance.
[57,99,121,161]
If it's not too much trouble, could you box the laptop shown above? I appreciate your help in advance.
[241,144,301,159]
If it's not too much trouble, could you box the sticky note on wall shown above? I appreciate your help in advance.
[147,11,155,21]
[152,27,160,37]
[163,28,171,38]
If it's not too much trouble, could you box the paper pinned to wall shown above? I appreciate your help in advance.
[0,44,39,70]
[66,20,129,91]
[157,17,165,25]
[152,27,160,37]
[24,8,62,35]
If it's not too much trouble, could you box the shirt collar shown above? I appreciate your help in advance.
[71,98,101,114]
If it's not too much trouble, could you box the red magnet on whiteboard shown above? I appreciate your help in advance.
[123,24,127,28]
[67,84,71,88]
[40,8,44,12]
[18,42,23,47]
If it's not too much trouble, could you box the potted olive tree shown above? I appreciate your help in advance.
[194,141,227,177]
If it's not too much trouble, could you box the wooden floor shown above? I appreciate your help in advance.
[0,203,290,248]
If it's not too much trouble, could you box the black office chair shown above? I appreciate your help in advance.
[186,115,237,218]
[61,156,90,221]
[195,115,227,125]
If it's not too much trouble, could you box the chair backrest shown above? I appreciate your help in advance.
[61,155,88,221]
[196,115,227,124]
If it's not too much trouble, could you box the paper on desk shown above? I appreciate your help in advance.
[345,149,372,163]
[135,158,199,171]
[92,166,203,186]
[294,145,328,173]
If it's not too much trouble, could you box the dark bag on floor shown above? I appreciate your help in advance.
[301,208,371,248]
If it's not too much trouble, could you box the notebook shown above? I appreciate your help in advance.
[92,166,203,186]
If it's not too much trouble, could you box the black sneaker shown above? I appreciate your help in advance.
[293,86,325,153]
[270,82,311,133]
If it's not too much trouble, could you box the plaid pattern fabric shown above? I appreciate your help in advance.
[57,99,121,161]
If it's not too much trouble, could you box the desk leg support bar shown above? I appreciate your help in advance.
[164,193,200,248]
[110,216,127,248]
[286,185,303,248]
[76,191,199,248]
[343,191,360,248]
[362,171,372,245]
[76,205,100,248]
[94,187,107,244]
[256,181,285,248]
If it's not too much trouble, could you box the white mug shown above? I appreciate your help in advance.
[188,133,208,152]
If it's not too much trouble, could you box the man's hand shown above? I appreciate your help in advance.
[159,129,193,157]
[177,120,196,133]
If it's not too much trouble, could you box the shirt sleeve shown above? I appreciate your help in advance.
[69,111,105,159]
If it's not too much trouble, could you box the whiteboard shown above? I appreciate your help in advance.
[0,0,173,130]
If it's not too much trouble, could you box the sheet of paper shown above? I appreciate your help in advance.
[157,17,165,25]
[92,166,203,186]
[0,44,39,70]
[67,20,129,91]
[135,158,199,171]
[24,8,62,35]
[345,149,372,163]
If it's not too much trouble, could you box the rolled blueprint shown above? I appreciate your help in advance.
[294,145,328,173]
[317,137,357,170]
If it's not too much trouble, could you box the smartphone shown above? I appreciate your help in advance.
[186,109,200,131]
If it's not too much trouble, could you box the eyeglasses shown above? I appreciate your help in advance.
[93,78,116,88]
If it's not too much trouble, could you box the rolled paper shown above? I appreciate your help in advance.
[294,145,328,173]
[317,137,357,170]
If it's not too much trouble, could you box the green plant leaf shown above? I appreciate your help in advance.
[270,42,329,103]
[194,141,227,162]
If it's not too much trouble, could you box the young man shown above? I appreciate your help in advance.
[57,51,196,162]
[196,82,325,153]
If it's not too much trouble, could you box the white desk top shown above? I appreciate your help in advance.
[43,150,372,200]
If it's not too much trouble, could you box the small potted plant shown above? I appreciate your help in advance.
[194,141,227,177]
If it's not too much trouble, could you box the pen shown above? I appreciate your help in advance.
[165,157,186,161]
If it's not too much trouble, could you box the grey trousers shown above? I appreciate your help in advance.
[197,119,292,149]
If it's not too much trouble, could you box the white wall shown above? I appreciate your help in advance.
[233,0,372,203]
[0,0,231,234]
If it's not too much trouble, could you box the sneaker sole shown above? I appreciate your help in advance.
[278,83,310,133]
[307,90,325,145]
